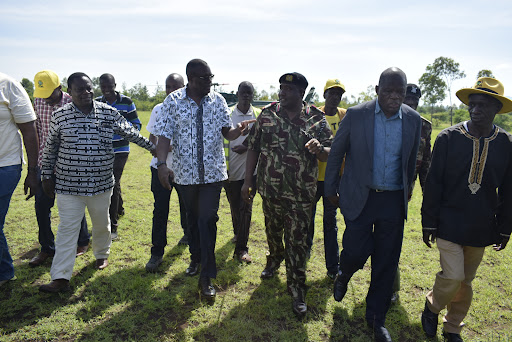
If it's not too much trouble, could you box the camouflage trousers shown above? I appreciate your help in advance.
[262,196,312,300]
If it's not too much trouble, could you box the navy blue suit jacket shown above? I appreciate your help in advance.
[324,99,422,221]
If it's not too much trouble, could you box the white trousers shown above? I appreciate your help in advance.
[50,190,112,280]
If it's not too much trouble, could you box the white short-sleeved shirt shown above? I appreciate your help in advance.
[153,87,232,185]
[0,72,37,167]
[147,103,172,169]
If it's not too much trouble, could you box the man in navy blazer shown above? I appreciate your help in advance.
[325,67,421,342]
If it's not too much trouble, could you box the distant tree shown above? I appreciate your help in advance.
[61,77,68,92]
[422,56,465,125]
[356,85,377,103]
[91,77,102,98]
[21,78,34,100]
[476,69,494,79]
[125,83,150,101]
[419,72,446,121]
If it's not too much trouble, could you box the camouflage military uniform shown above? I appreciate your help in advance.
[246,102,333,300]
[415,116,433,189]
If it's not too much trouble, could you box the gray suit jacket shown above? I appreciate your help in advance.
[324,99,422,221]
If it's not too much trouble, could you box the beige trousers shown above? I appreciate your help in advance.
[50,190,112,280]
[426,238,485,334]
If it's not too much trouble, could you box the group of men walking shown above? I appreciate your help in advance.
[0,59,511,342]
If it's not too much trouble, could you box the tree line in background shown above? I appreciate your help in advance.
[19,57,512,131]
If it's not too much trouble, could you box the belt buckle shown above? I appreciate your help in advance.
[375,189,385,193]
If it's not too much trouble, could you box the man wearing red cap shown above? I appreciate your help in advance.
[29,70,90,267]
[421,77,512,342]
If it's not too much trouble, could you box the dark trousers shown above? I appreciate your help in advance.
[150,167,188,256]
[307,180,340,274]
[339,190,404,326]
[35,171,89,254]
[110,153,129,232]
[176,182,222,279]
[223,177,255,254]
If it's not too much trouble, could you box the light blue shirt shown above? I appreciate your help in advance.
[371,101,403,190]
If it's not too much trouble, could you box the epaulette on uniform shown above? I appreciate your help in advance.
[262,101,278,111]
[420,116,432,125]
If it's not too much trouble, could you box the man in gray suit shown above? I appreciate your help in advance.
[325,67,421,342]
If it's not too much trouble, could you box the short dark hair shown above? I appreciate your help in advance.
[99,73,115,83]
[68,72,91,90]
[238,81,254,92]
[186,59,208,77]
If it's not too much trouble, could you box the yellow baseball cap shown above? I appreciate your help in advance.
[324,79,345,93]
[34,70,60,99]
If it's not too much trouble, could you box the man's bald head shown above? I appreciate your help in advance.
[378,67,407,87]
[165,73,185,95]
[376,67,407,117]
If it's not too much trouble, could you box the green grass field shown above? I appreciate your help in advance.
[1,113,511,341]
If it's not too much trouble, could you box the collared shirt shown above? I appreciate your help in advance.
[226,105,259,181]
[246,102,333,202]
[34,92,73,167]
[147,102,172,169]
[96,92,140,153]
[41,101,154,196]
[153,87,232,185]
[0,72,36,167]
[372,101,403,190]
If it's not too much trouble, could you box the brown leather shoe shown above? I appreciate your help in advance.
[95,258,109,270]
[29,251,54,267]
[76,245,89,256]
[39,279,70,293]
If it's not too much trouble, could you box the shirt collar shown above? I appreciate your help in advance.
[375,100,402,120]
[234,104,254,116]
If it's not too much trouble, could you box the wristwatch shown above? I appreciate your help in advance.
[156,160,167,168]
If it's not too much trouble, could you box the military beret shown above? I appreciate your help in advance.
[406,84,422,98]
[279,72,308,91]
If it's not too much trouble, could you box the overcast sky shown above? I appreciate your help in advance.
[2,0,511,105]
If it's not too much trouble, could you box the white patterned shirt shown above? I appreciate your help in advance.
[153,87,232,185]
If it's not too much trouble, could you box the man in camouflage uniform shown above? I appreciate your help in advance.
[242,72,333,318]
[391,83,432,304]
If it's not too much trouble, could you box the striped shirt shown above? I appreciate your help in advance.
[41,101,154,196]
[34,92,73,167]
[95,92,140,153]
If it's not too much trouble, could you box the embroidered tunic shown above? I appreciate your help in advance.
[421,122,512,247]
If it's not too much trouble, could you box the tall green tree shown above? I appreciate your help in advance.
[476,69,494,79]
[419,72,446,121]
[356,85,377,103]
[21,78,34,100]
[422,56,466,125]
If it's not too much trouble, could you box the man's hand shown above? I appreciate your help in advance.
[305,138,323,155]
[232,145,248,154]
[150,146,157,157]
[157,165,174,190]
[493,236,509,251]
[422,229,437,248]
[327,195,339,208]
[241,181,254,203]
[237,119,257,136]
[42,178,55,199]
[24,168,39,200]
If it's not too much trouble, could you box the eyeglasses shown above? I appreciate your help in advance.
[197,74,214,81]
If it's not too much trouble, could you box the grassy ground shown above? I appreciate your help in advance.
[1,113,511,341]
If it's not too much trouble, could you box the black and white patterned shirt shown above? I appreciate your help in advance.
[41,101,154,196]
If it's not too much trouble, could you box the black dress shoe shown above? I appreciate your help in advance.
[443,331,463,342]
[260,267,275,279]
[333,272,351,302]
[292,299,307,319]
[185,261,200,276]
[198,277,216,300]
[421,300,438,338]
[373,325,392,342]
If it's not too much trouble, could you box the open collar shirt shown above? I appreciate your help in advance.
[372,101,403,190]
[34,92,73,167]
[41,101,154,196]
[153,87,232,185]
